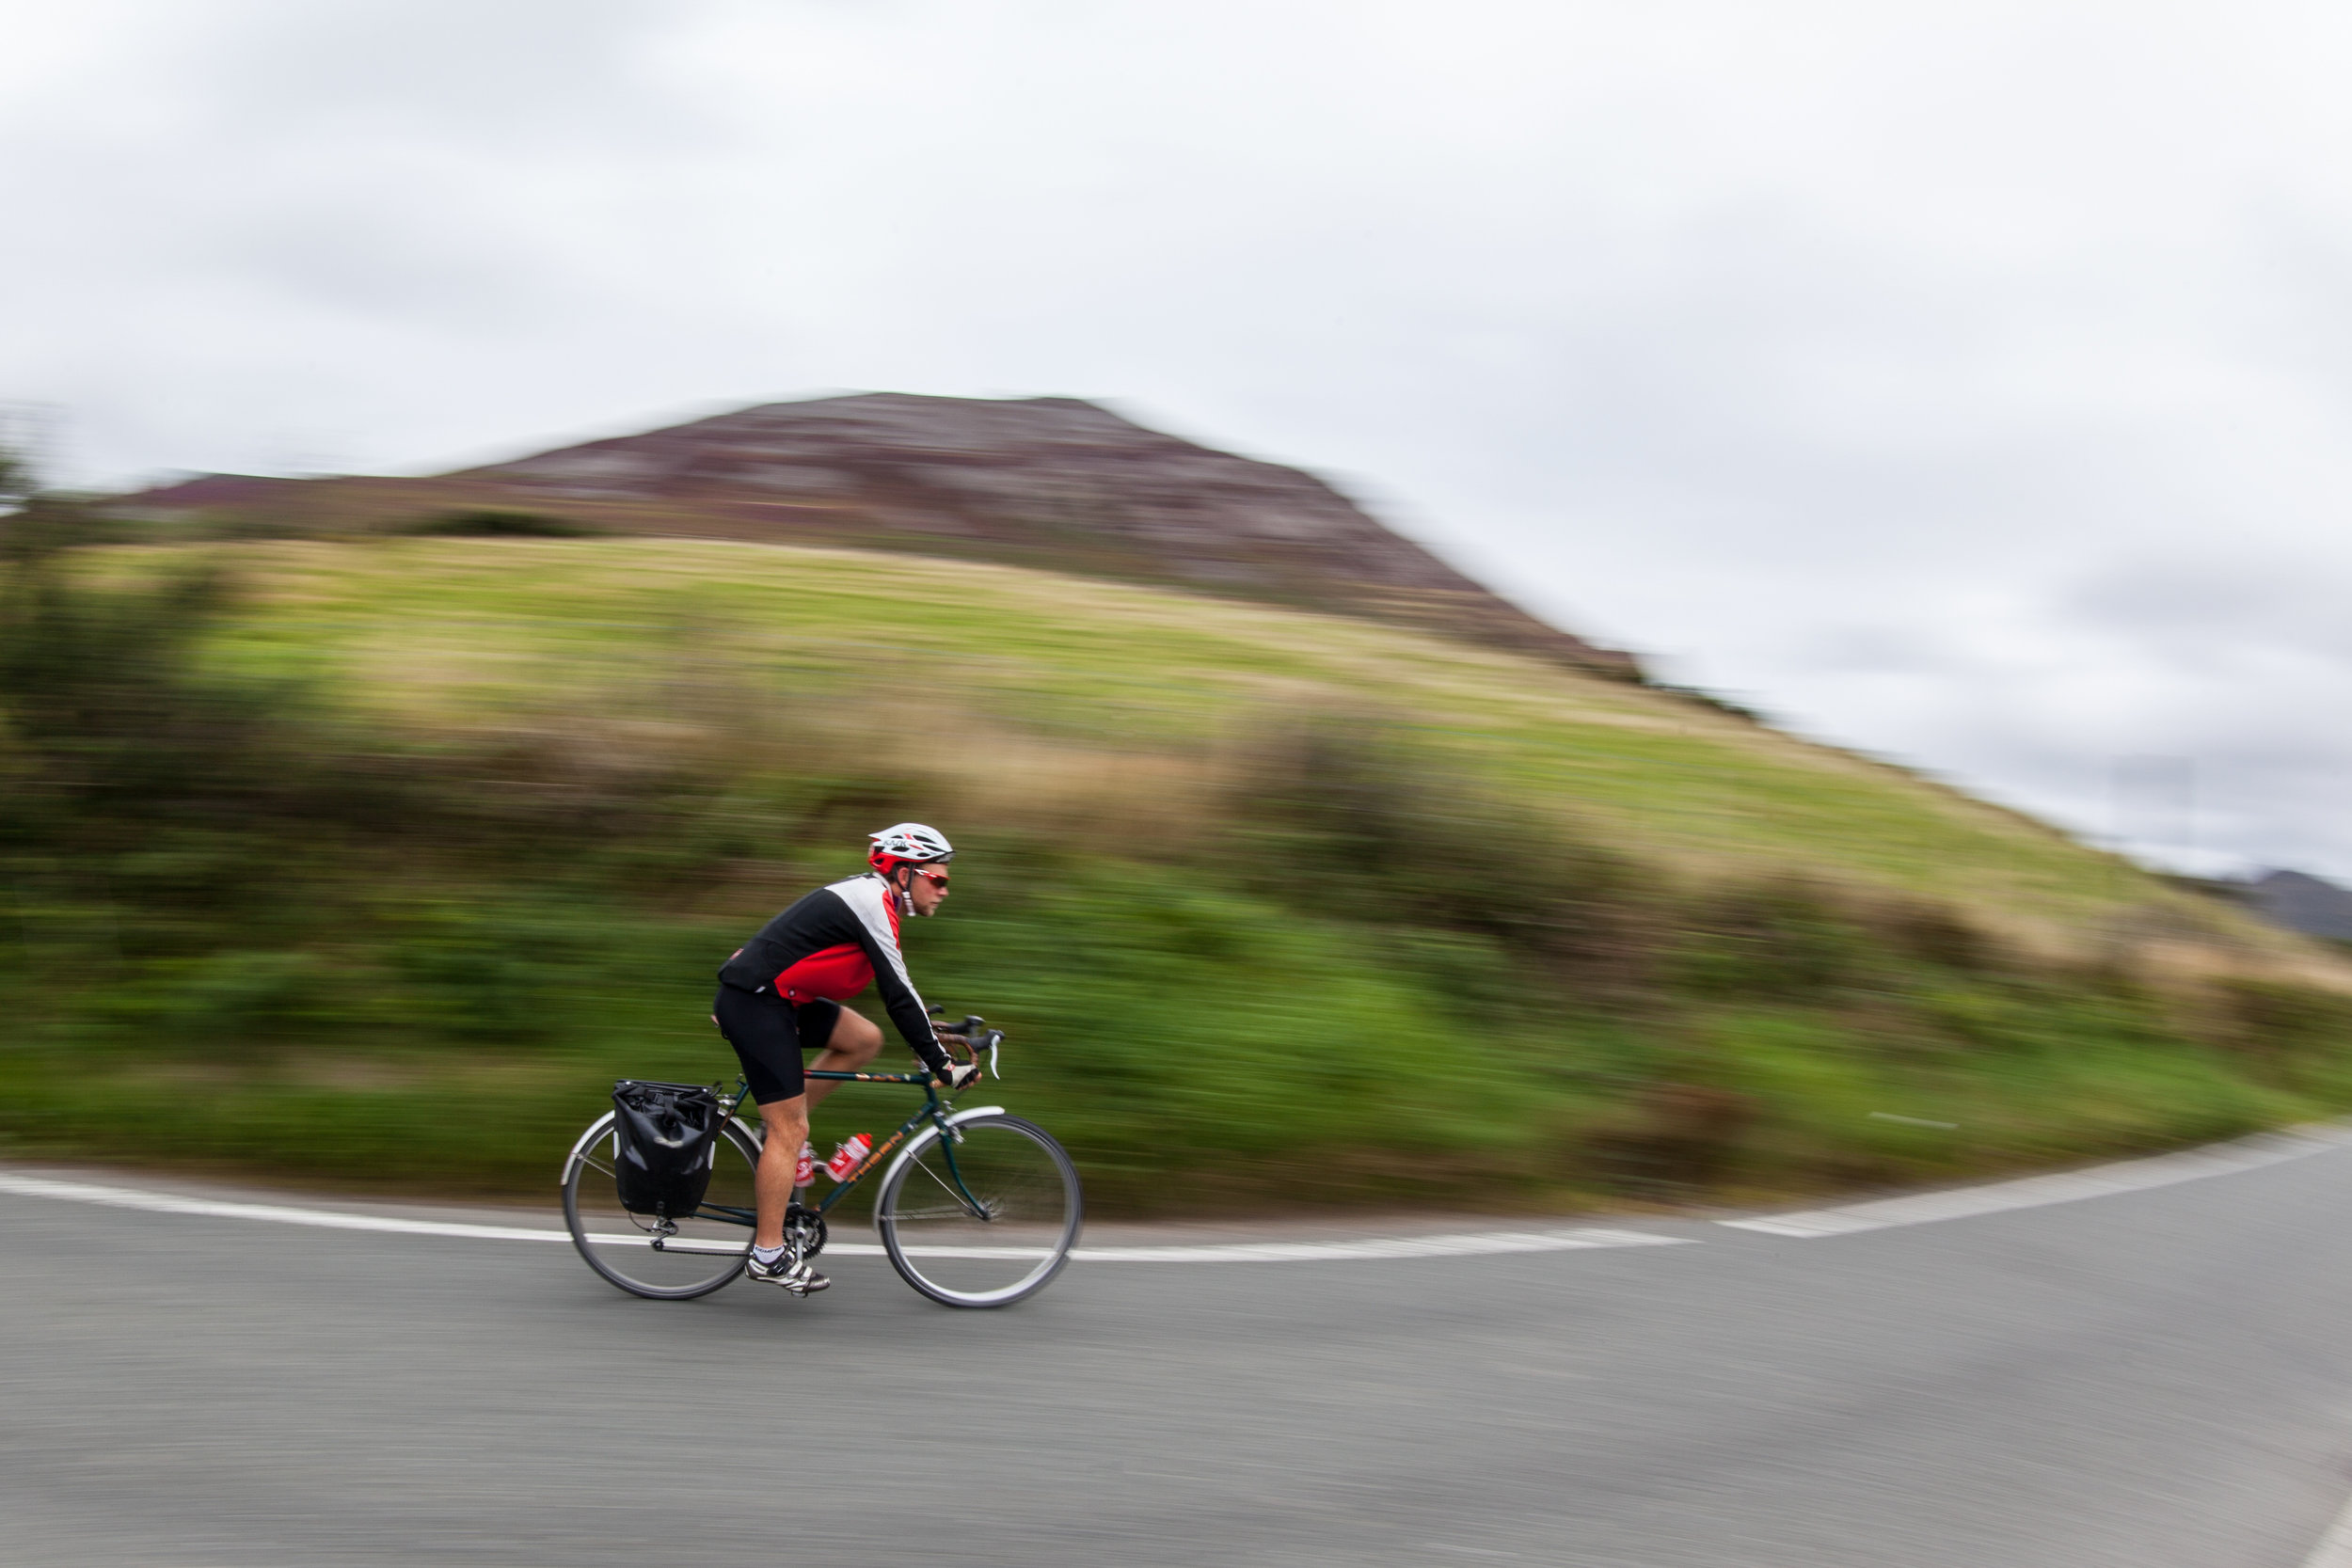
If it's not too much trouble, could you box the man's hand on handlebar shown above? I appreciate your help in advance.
[929,1014,996,1088]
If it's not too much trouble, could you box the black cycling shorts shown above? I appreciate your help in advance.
[711,986,844,1105]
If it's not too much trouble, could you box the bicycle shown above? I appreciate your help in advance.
[559,1015,1083,1308]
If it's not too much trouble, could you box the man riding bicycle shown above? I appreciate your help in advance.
[712,822,979,1296]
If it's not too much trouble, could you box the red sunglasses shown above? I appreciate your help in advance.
[914,867,951,886]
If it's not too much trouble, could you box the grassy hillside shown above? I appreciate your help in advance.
[4,535,2347,1211]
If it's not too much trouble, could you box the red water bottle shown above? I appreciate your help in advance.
[824,1133,874,1182]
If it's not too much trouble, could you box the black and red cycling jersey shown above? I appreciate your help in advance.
[717,874,946,1074]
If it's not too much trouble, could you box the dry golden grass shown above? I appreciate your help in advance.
[99,533,2344,990]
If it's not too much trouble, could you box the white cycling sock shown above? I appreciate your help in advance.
[752,1243,787,1267]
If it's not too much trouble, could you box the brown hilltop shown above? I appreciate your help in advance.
[114,393,1637,676]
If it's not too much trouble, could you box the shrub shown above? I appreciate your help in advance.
[8,501,2352,1208]
[406,510,594,538]
[1225,718,1649,978]
[1673,879,1867,1000]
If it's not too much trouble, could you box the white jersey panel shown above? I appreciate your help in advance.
[822,875,929,1016]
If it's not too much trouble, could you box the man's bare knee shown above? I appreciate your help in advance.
[759,1095,809,1141]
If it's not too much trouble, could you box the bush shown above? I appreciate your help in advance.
[1673,879,1867,1000]
[0,525,319,854]
[406,510,593,538]
[1226,719,1649,980]
[8,499,2352,1209]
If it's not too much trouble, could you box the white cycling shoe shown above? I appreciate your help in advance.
[746,1251,831,1296]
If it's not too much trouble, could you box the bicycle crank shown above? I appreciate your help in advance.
[783,1202,828,1260]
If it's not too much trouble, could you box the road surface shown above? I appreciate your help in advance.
[8,1140,2352,1567]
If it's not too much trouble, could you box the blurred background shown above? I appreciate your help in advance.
[4,0,2352,1210]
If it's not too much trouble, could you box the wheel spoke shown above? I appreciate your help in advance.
[908,1151,987,1217]
[564,1116,760,1300]
[879,1116,1081,1308]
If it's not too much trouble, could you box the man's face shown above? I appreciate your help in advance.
[907,864,951,916]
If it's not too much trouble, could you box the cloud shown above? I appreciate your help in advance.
[3,0,2349,879]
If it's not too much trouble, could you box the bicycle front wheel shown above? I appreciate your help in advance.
[563,1111,762,1300]
[876,1112,1082,1307]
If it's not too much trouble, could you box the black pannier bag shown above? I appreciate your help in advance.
[611,1080,723,1218]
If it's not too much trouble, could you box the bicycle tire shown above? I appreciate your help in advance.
[876,1112,1082,1308]
[563,1111,763,1300]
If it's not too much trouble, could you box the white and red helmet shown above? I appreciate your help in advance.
[867,822,954,875]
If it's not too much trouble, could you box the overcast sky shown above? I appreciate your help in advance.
[5,0,2348,880]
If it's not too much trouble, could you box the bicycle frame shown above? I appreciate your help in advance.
[691,1068,983,1228]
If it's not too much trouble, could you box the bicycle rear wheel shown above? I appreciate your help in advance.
[876,1112,1082,1307]
[563,1111,762,1300]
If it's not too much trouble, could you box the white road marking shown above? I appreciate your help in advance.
[2299,1481,2352,1568]
[0,1173,1687,1261]
[13,1118,2345,1260]
[0,1173,576,1241]
[1071,1228,1687,1263]
[1720,1125,2352,1240]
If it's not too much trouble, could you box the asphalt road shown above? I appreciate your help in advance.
[9,1147,2352,1568]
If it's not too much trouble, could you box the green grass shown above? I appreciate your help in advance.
[193,538,2252,935]
[5,535,2347,1212]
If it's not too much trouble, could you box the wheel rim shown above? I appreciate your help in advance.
[879,1116,1080,1307]
[564,1114,759,1299]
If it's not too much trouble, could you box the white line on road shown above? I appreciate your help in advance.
[1071,1228,1688,1263]
[2299,1481,2352,1568]
[15,1118,2347,1260]
[1719,1125,2352,1240]
[0,1173,575,1241]
[0,1173,1688,1262]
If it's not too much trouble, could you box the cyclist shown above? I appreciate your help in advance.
[712,822,979,1296]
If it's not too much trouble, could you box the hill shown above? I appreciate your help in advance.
[187,538,2307,949]
[2252,870,2352,942]
[5,533,2347,1212]
[110,393,1639,676]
